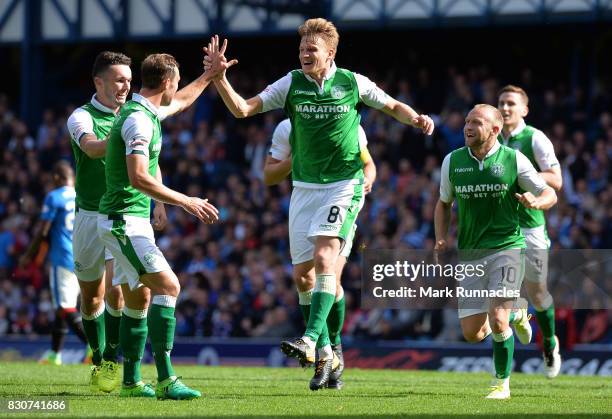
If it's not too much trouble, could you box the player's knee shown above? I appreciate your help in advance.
[80,294,103,314]
[139,286,151,307]
[489,316,509,334]
[293,271,315,291]
[162,276,180,297]
[463,329,485,343]
[313,253,335,273]
[106,285,124,310]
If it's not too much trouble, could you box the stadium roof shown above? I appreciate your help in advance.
[1,0,611,44]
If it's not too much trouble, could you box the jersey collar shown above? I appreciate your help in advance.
[90,94,117,114]
[132,93,161,118]
[303,61,337,88]
[500,119,526,143]
[467,140,501,163]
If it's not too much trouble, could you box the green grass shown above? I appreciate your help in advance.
[0,362,610,418]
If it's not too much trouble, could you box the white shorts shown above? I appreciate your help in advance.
[457,249,525,319]
[73,209,129,286]
[289,182,364,265]
[73,209,107,281]
[97,214,170,290]
[49,265,80,309]
[522,226,550,284]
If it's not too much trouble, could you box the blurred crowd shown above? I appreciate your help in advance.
[0,63,610,345]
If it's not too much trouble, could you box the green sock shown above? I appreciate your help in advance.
[120,312,147,386]
[103,307,121,362]
[148,304,176,382]
[535,305,556,351]
[492,329,514,379]
[299,303,310,325]
[81,308,105,366]
[304,274,336,343]
[299,303,331,348]
[327,294,345,346]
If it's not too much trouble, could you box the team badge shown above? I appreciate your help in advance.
[143,253,157,267]
[331,85,346,99]
[490,163,505,177]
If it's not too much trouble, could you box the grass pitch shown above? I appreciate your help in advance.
[0,362,610,418]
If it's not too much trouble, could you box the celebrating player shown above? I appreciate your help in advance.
[498,85,563,378]
[20,161,88,365]
[263,118,376,390]
[204,17,432,390]
[68,49,220,394]
[97,52,222,399]
[67,51,134,391]
[434,104,557,399]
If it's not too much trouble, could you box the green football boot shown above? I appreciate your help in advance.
[98,360,120,393]
[156,377,201,400]
[120,381,156,398]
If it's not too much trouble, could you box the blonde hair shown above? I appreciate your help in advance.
[473,104,503,130]
[498,84,529,105]
[298,18,339,52]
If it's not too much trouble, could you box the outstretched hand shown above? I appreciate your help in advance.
[182,197,220,224]
[203,35,238,80]
[412,114,435,135]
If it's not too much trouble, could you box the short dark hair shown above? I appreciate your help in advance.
[141,53,179,89]
[92,51,131,78]
[53,160,74,183]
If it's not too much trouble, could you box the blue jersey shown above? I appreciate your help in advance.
[41,186,76,270]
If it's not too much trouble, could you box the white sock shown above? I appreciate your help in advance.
[335,286,344,302]
[105,304,122,317]
[301,336,315,349]
[318,344,333,361]
[81,302,105,320]
[298,288,313,305]
[152,294,176,308]
[492,328,513,342]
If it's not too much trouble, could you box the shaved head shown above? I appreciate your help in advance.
[472,104,503,131]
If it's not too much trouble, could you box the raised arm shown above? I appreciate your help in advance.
[382,98,434,135]
[160,73,213,118]
[214,76,263,118]
[354,73,434,135]
[201,35,261,118]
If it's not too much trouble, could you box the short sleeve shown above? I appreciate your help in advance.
[354,73,390,110]
[40,193,56,221]
[532,130,560,171]
[269,119,292,160]
[66,108,95,149]
[516,150,548,195]
[258,73,292,113]
[439,153,453,203]
[121,112,153,157]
